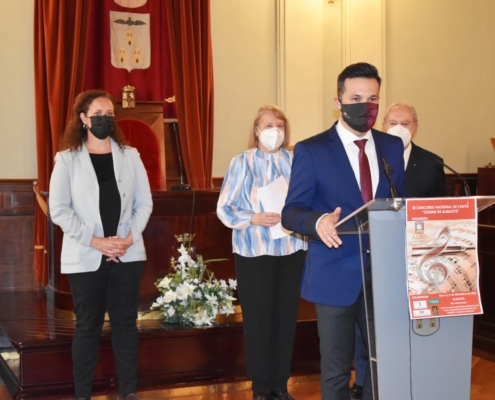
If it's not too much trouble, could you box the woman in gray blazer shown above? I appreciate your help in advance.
[49,90,153,400]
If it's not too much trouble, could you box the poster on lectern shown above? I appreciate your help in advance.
[405,197,482,319]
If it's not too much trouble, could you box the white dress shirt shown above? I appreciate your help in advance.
[403,143,412,169]
[336,119,379,196]
[315,120,380,230]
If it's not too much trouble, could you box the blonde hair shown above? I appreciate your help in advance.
[247,105,291,149]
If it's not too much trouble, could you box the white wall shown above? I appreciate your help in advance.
[0,1,37,178]
[211,0,329,176]
[283,0,324,144]
[322,0,344,126]
[2,0,495,180]
[386,0,495,172]
[210,0,278,177]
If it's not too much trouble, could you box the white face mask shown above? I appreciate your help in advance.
[257,127,285,151]
[387,124,412,148]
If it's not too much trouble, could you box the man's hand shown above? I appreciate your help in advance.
[317,207,343,248]
[250,212,281,227]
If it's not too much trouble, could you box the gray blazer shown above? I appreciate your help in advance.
[49,139,153,274]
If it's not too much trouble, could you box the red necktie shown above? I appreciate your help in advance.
[354,139,373,203]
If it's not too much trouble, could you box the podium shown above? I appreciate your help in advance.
[336,197,495,400]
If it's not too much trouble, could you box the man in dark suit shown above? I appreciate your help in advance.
[350,101,446,399]
[383,102,446,198]
[281,63,405,400]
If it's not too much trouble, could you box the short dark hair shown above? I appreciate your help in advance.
[337,62,381,98]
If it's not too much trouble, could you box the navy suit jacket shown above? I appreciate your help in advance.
[282,125,405,306]
[405,142,446,198]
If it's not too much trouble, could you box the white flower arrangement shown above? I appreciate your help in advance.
[150,234,237,326]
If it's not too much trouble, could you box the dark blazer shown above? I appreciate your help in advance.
[282,125,405,306]
[405,142,446,198]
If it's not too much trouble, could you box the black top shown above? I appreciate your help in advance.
[405,142,446,198]
[89,153,121,238]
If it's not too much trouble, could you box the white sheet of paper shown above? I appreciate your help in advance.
[257,176,292,239]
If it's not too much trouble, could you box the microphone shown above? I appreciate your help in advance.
[172,122,191,191]
[435,159,471,196]
[382,157,398,198]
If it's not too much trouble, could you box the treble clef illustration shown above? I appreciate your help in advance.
[416,226,451,293]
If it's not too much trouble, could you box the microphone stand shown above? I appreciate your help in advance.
[172,122,191,191]
[382,158,402,211]
[382,157,398,198]
[435,159,471,196]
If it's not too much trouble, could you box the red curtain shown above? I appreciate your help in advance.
[83,0,176,119]
[166,0,214,189]
[33,0,92,285]
[33,0,214,284]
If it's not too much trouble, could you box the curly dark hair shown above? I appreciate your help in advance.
[60,89,127,152]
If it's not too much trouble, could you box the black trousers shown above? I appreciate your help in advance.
[67,260,144,400]
[235,250,305,394]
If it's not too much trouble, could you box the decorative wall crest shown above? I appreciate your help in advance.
[110,11,150,72]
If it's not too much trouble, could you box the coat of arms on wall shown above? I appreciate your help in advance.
[110,11,151,72]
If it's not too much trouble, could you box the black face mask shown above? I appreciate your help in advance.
[88,115,115,140]
[340,101,379,133]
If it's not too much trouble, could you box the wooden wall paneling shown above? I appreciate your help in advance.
[445,173,478,197]
[115,102,167,189]
[47,216,73,311]
[477,225,495,319]
[135,190,235,294]
[474,225,495,354]
[212,177,224,188]
[0,180,36,216]
[0,217,35,291]
[0,290,319,398]
[141,214,234,294]
[164,120,182,190]
[48,190,235,310]
[114,102,190,190]
[0,180,37,292]
[478,168,495,195]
